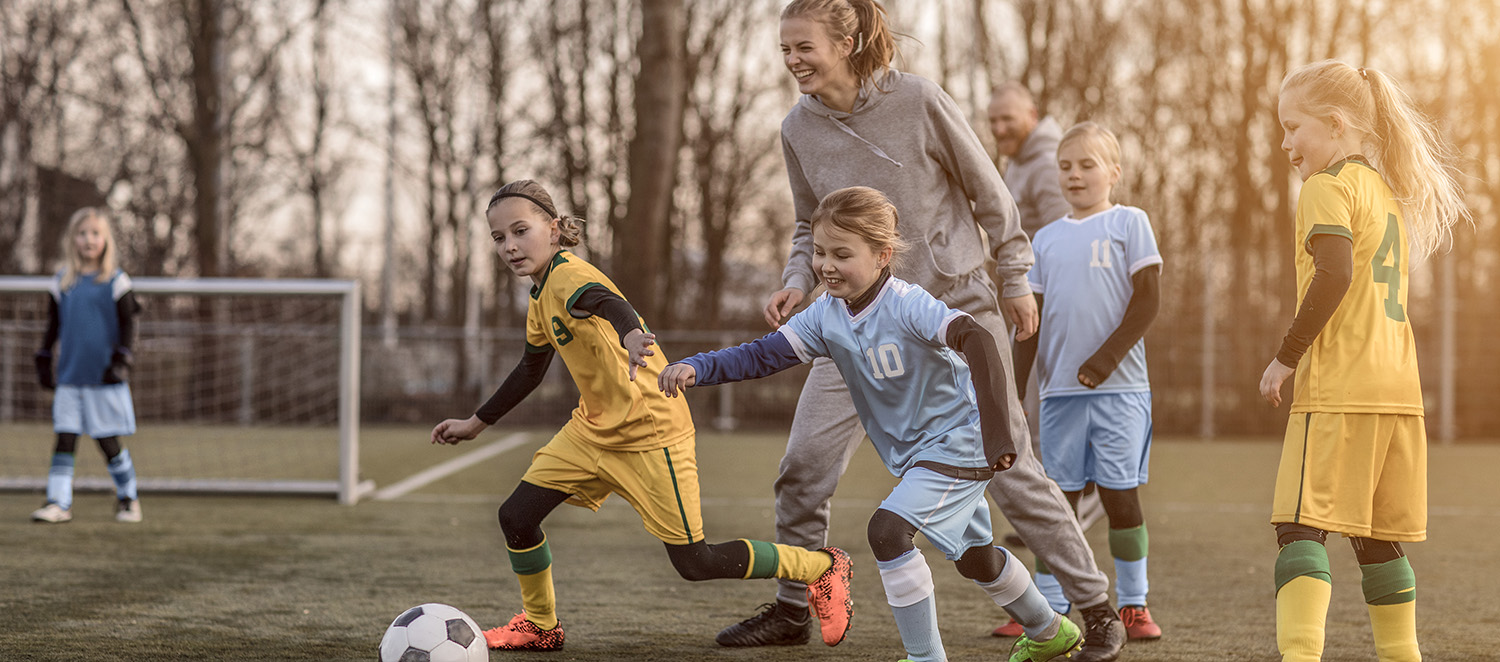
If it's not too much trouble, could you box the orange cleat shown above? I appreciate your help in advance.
[483,612,565,651]
[1118,605,1161,640]
[806,547,854,646]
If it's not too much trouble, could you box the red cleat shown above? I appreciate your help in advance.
[1118,605,1161,640]
[992,616,1025,637]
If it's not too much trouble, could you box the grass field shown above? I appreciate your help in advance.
[3,426,1498,661]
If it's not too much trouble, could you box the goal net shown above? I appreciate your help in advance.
[0,277,369,504]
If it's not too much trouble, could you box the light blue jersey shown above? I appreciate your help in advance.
[778,277,987,476]
[1029,205,1162,399]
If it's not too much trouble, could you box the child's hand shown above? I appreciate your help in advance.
[431,415,486,445]
[623,329,656,381]
[1259,357,1295,407]
[992,453,1017,472]
[658,363,697,397]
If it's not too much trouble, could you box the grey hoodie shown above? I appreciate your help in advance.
[779,69,1033,303]
[1003,116,1072,239]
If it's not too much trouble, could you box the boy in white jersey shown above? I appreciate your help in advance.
[1012,123,1165,640]
[661,187,1082,662]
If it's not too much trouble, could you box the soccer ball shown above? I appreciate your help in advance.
[379,603,489,662]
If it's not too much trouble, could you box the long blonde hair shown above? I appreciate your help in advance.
[1280,60,1471,262]
[60,207,118,291]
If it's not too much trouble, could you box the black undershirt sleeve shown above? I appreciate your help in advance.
[945,315,1017,471]
[41,296,60,352]
[1078,265,1161,387]
[1276,234,1354,367]
[571,286,643,346]
[1011,294,1043,399]
[115,291,140,353]
[475,348,554,425]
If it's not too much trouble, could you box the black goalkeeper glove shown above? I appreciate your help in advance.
[34,350,54,390]
[102,347,133,384]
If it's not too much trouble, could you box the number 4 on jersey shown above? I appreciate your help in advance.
[1371,213,1405,322]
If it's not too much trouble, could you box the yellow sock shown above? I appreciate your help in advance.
[516,566,557,629]
[1368,599,1420,661]
[1277,575,1331,662]
[508,538,557,630]
[738,539,832,582]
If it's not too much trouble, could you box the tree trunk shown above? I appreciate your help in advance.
[616,0,685,321]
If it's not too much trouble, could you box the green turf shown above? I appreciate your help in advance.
[2,428,1497,660]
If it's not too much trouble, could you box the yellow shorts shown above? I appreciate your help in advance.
[1271,411,1427,542]
[521,430,704,545]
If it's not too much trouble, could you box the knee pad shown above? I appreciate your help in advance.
[1275,522,1328,548]
[1350,537,1405,565]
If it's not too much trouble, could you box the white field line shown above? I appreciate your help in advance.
[373,432,531,501]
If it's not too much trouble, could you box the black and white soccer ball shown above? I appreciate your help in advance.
[379,603,489,662]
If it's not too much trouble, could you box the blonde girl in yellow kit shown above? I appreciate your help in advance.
[1260,60,1469,662]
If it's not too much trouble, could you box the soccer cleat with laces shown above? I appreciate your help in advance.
[115,498,142,523]
[715,601,810,647]
[1073,603,1126,662]
[806,547,854,646]
[1009,615,1083,662]
[484,612,564,650]
[1118,605,1161,640]
[31,502,72,523]
[993,616,1026,637]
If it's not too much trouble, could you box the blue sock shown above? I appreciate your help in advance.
[980,547,1062,641]
[1035,568,1070,614]
[877,549,945,662]
[108,448,138,501]
[47,453,76,510]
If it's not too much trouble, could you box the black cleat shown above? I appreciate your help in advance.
[715,601,811,647]
[1073,602,1126,662]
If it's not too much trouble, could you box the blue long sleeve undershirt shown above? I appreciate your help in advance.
[676,332,802,386]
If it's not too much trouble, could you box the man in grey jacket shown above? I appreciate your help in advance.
[987,81,1111,628]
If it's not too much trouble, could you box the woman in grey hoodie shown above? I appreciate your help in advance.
[714,2,1126,661]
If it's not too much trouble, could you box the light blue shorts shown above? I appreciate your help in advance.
[53,384,137,438]
[880,466,993,560]
[1038,391,1152,491]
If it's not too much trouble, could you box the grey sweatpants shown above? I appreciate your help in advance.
[770,298,1111,610]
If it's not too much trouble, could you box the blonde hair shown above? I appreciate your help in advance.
[487,179,585,248]
[1058,121,1122,167]
[60,207,118,291]
[781,0,898,87]
[1281,60,1471,261]
[810,186,909,259]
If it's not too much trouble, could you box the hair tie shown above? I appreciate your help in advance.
[1357,67,1369,81]
[490,191,557,218]
[852,31,865,55]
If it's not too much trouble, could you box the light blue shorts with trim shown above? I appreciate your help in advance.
[1038,391,1152,491]
[879,466,993,560]
[53,384,137,438]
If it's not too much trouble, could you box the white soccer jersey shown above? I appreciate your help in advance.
[1028,204,1162,399]
[778,277,988,476]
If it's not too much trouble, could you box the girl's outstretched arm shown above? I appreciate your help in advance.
[659,332,803,398]
[433,347,555,444]
[1078,265,1161,388]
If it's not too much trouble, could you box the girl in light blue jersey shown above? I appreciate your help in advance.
[660,186,1082,662]
[31,208,142,524]
[1012,123,1163,640]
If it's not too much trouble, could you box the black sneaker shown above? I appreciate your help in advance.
[715,601,810,647]
[1073,602,1126,662]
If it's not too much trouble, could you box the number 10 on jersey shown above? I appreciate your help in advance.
[865,343,906,379]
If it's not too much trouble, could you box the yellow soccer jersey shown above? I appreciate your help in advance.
[1290,157,1423,415]
[525,250,694,450]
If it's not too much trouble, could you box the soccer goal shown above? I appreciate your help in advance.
[0,277,372,504]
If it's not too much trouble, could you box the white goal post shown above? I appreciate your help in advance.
[0,276,372,504]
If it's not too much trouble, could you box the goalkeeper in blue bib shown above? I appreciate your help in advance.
[659,186,1082,662]
[31,207,143,524]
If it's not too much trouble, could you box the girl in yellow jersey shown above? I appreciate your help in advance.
[429,179,853,652]
[1260,61,1470,662]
